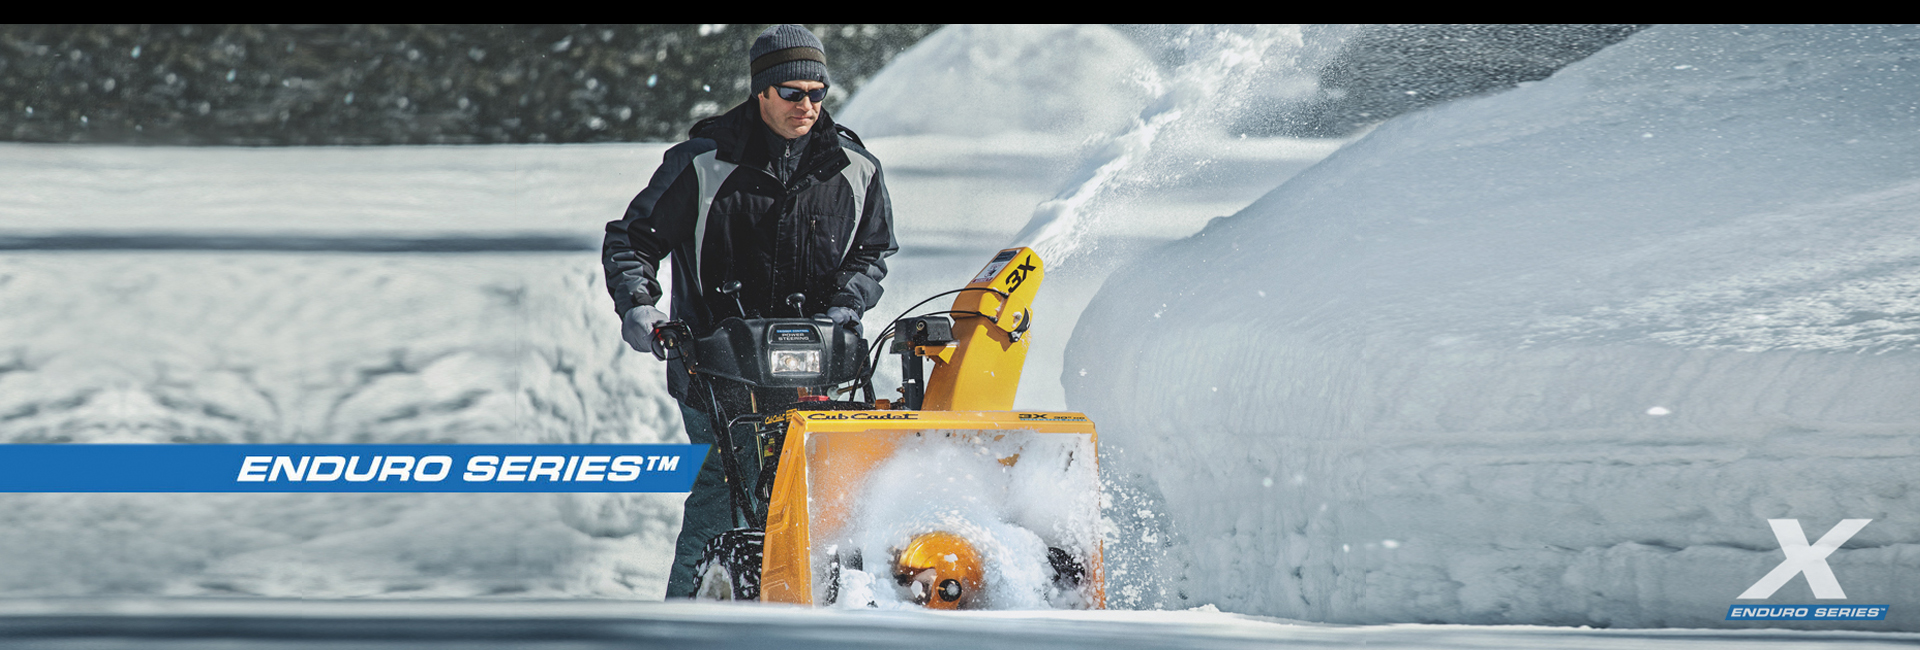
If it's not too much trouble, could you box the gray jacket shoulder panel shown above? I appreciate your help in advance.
[602,138,721,317]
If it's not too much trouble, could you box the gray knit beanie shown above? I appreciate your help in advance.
[750,24,831,97]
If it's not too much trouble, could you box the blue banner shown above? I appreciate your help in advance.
[1726,605,1890,621]
[0,444,706,492]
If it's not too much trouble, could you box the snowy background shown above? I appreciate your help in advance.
[2,23,1917,635]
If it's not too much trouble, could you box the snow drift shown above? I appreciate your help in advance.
[1068,24,1920,629]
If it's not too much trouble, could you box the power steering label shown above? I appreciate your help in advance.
[770,325,821,344]
[0,444,706,492]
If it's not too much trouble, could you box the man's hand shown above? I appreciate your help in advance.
[622,305,670,354]
[826,306,863,337]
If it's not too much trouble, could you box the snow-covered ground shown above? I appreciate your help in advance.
[2,22,1916,643]
[1070,24,1920,630]
[6,598,1920,649]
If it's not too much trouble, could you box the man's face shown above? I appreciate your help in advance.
[758,80,825,139]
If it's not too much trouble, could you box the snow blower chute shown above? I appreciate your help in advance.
[651,247,1102,609]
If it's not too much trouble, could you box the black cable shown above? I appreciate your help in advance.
[855,288,1010,394]
[918,309,995,321]
[702,377,757,529]
[884,287,1009,330]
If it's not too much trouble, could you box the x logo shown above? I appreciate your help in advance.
[1737,519,1871,599]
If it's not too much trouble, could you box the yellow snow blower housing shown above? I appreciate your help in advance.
[758,409,1101,607]
[665,247,1103,609]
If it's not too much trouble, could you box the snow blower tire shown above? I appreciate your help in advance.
[690,528,764,601]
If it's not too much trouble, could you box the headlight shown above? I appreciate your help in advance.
[769,349,821,375]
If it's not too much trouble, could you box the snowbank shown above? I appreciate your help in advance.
[0,253,686,598]
[1068,24,1920,629]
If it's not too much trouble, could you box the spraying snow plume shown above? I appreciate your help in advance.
[1011,25,1309,267]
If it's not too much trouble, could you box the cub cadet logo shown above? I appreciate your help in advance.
[1017,413,1087,421]
[1739,519,1871,599]
[806,412,919,421]
[1004,256,1037,294]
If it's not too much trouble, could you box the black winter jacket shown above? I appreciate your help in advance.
[603,98,897,399]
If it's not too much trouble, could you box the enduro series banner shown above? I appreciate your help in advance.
[0,445,705,492]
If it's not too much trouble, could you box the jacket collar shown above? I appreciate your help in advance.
[694,97,850,181]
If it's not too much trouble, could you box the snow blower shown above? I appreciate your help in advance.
[651,247,1102,609]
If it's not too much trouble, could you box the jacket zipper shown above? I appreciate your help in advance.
[739,143,839,316]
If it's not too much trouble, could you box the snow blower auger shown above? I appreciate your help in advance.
[653,247,1103,610]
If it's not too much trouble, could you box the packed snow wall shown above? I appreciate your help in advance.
[1067,25,1920,629]
[0,143,697,598]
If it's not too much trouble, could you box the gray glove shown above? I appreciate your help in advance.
[622,305,670,354]
[826,306,863,337]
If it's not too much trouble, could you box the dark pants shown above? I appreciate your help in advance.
[665,401,761,598]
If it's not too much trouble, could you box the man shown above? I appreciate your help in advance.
[601,24,896,598]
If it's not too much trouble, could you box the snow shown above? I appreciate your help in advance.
[838,25,1160,142]
[819,430,1099,609]
[2,22,1916,641]
[0,252,686,597]
[1066,24,1920,630]
[0,142,667,237]
[8,597,1920,648]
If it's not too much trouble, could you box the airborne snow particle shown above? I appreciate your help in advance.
[1261,477,1273,488]
[1646,406,1672,416]
[1382,539,1401,549]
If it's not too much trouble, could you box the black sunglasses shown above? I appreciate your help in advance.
[773,86,828,103]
